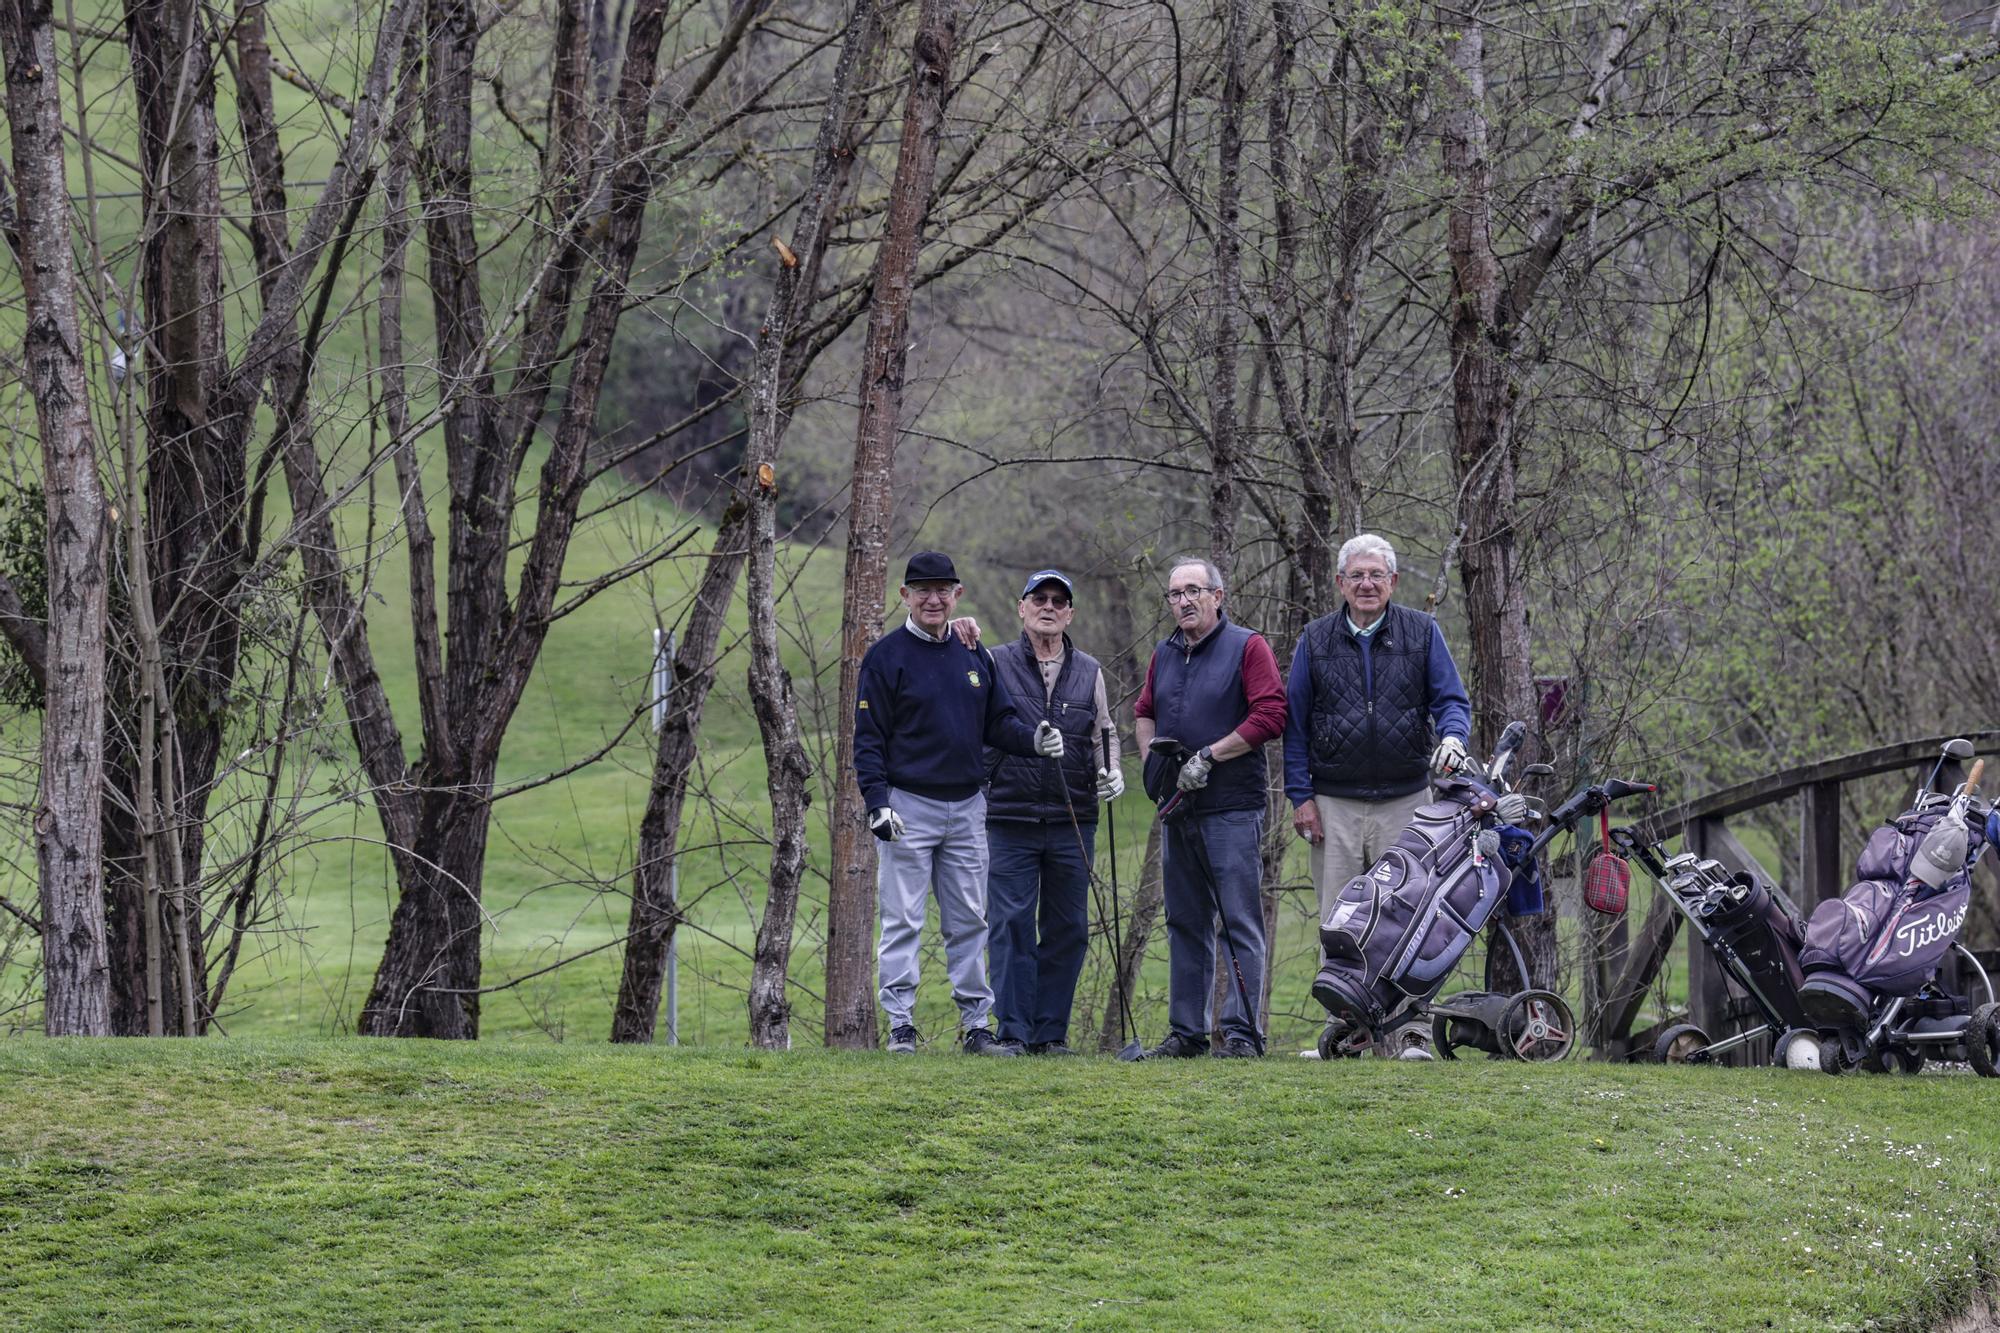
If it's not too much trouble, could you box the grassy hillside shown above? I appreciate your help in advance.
[2,1039,1996,1330]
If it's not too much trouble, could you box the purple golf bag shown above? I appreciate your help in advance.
[1312,777,1532,1029]
[1797,804,1987,1028]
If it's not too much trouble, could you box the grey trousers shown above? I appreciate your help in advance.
[1312,788,1433,922]
[876,787,994,1031]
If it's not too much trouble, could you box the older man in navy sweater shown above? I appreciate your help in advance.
[854,551,1063,1055]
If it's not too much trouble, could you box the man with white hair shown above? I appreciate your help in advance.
[1283,535,1472,996]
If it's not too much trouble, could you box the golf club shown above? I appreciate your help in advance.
[1919,737,1976,803]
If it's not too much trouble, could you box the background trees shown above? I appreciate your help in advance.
[1,0,1996,1045]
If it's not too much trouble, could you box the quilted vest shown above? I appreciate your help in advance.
[1146,615,1264,813]
[1303,602,1435,801]
[984,635,1101,823]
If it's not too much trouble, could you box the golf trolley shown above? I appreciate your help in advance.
[1310,721,1658,1063]
[1610,739,2000,1076]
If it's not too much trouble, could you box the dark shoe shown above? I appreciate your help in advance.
[887,1024,919,1054]
[1142,1032,1209,1060]
[994,1037,1029,1057]
[1027,1041,1076,1057]
[963,1027,1019,1056]
[1214,1035,1263,1059]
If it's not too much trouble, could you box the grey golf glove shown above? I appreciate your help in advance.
[1495,792,1531,824]
[867,806,904,842]
[1177,746,1213,792]
[1431,736,1469,777]
[1096,767,1125,802]
[1034,721,1064,758]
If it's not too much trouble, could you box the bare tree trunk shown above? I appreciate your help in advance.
[824,0,963,1049]
[1099,819,1162,1050]
[1202,0,1248,576]
[1,0,113,1034]
[1439,11,1549,991]
[611,0,882,1043]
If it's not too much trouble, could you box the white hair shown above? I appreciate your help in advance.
[1166,554,1224,593]
[1337,534,1398,577]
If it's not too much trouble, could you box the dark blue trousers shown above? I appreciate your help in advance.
[987,819,1097,1046]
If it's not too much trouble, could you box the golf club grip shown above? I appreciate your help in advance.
[1102,726,1113,772]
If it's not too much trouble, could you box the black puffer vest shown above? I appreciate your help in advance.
[1302,602,1435,801]
[984,634,1101,823]
[1146,614,1265,813]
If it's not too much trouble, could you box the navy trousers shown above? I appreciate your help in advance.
[1161,806,1267,1044]
[986,819,1097,1046]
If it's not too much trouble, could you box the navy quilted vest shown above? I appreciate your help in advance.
[985,635,1101,823]
[1147,615,1265,812]
[1303,602,1434,801]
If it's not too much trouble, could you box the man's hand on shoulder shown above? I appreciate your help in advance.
[949,616,981,648]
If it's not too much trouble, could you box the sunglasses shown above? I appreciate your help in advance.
[1027,592,1071,608]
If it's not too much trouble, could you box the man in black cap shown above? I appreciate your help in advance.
[853,552,1065,1055]
[983,569,1124,1055]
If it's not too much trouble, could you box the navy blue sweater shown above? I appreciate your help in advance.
[853,624,1040,810]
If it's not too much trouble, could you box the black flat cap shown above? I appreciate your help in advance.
[903,551,959,584]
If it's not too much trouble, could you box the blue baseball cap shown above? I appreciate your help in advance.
[1020,569,1074,599]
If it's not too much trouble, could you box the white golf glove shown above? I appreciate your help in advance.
[1034,721,1064,758]
[1431,736,1469,777]
[867,806,904,842]
[1096,767,1125,802]
[1495,792,1530,824]
[1177,747,1213,792]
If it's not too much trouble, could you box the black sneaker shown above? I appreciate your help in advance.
[1214,1035,1263,1059]
[962,1027,1018,1056]
[887,1024,919,1054]
[1027,1041,1076,1057]
[1142,1032,1209,1059]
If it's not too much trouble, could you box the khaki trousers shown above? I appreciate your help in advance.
[1311,788,1433,923]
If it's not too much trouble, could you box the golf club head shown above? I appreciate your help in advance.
[1148,736,1190,761]
[1943,738,1976,762]
[1523,763,1556,783]
[1116,1039,1146,1061]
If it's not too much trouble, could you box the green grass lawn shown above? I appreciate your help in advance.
[2,1039,1995,1331]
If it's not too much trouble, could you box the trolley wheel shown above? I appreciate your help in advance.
[1969,1003,2000,1078]
[1653,1022,1711,1065]
[1821,1039,1850,1076]
[1861,1047,1925,1076]
[1498,990,1576,1062]
[1317,1021,1366,1061]
[1773,1027,1822,1071]
[1431,1014,1460,1061]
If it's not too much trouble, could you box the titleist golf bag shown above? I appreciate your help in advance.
[1312,776,1539,1030]
[1797,800,1991,1028]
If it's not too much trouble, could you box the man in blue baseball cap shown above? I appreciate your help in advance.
[982,570,1124,1055]
[853,551,1065,1055]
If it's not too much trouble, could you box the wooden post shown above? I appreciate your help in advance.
[1799,781,1844,905]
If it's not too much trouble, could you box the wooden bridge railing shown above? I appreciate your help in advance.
[1586,731,2000,1063]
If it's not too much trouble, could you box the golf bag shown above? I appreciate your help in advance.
[1661,857,1814,1032]
[1798,802,1988,1024]
[1313,777,1538,1030]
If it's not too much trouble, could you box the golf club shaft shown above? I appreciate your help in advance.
[1102,726,1134,1045]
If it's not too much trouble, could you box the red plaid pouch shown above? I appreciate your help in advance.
[1583,809,1630,915]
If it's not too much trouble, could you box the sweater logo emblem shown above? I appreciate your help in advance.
[967,671,981,687]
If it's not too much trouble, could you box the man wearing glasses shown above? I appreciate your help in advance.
[1133,556,1289,1058]
[1283,534,1472,1052]
[854,552,1065,1056]
[983,570,1125,1056]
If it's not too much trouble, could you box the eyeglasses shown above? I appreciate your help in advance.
[907,586,956,603]
[1340,571,1391,587]
[1027,592,1071,608]
[1164,585,1214,604]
